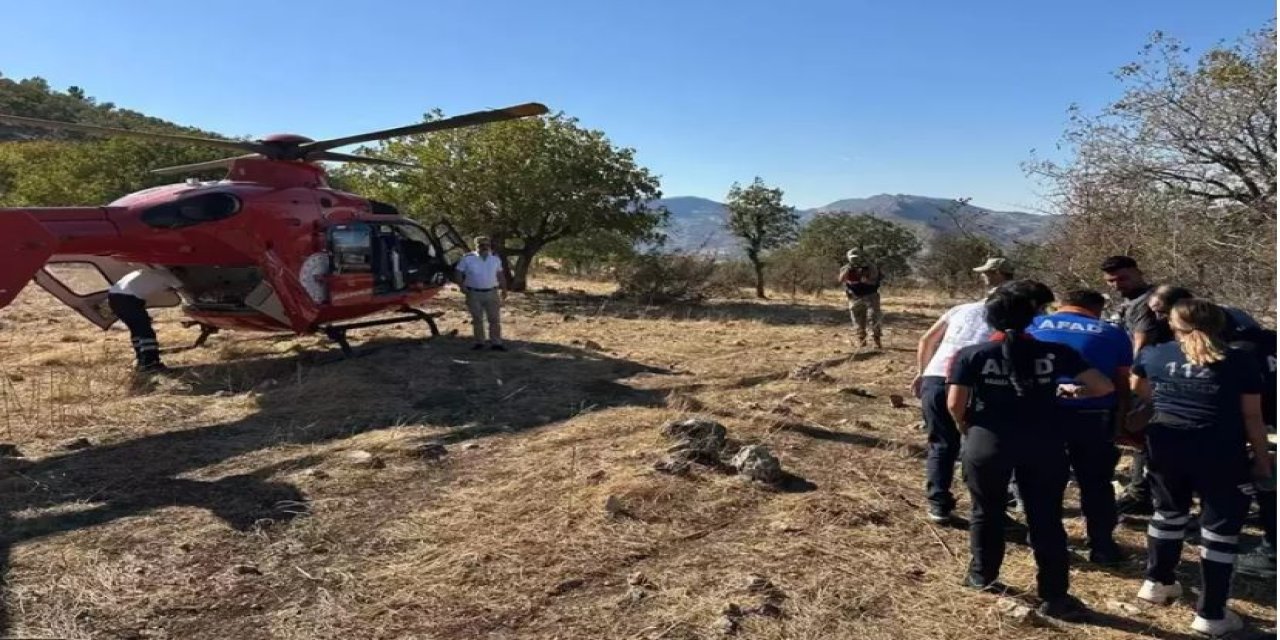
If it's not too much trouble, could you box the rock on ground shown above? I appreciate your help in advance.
[661,417,727,461]
[731,445,783,484]
[344,450,385,469]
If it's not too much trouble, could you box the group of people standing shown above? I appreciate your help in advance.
[911,255,1276,636]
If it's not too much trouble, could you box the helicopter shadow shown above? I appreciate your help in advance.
[0,338,672,633]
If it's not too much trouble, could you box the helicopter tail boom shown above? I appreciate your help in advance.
[0,207,127,309]
[0,211,60,308]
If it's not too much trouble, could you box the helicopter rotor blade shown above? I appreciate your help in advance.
[150,154,261,175]
[0,113,268,154]
[299,102,548,153]
[310,151,420,168]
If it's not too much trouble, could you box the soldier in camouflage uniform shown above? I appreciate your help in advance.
[839,249,884,348]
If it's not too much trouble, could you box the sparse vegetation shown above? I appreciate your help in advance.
[1027,26,1277,315]
[0,275,1273,639]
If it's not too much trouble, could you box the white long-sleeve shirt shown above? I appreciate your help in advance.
[108,268,183,299]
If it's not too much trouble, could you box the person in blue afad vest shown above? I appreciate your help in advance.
[1130,299,1272,637]
[1029,289,1133,565]
[946,281,1114,620]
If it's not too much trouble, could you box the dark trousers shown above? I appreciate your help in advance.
[963,427,1071,600]
[1146,432,1250,620]
[1126,449,1153,499]
[107,293,161,369]
[922,376,961,511]
[1064,408,1120,551]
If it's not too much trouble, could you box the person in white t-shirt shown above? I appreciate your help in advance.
[454,236,509,351]
[107,267,185,372]
[910,259,1014,522]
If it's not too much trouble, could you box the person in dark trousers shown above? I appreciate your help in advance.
[1101,256,1159,515]
[1030,289,1132,564]
[910,258,1015,522]
[1229,327,1277,578]
[106,267,184,372]
[947,282,1114,619]
[1130,299,1271,637]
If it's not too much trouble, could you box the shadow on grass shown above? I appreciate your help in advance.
[0,338,672,634]
[522,289,941,330]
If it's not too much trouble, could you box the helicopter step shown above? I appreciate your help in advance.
[321,307,442,358]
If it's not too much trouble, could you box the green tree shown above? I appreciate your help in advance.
[914,232,1001,296]
[796,212,923,279]
[0,138,228,206]
[0,74,237,205]
[540,227,643,278]
[337,111,665,291]
[724,177,799,298]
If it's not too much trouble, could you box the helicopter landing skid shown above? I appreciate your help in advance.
[321,307,442,357]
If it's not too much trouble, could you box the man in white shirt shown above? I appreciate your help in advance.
[910,258,1014,522]
[454,236,509,351]
[107,266,185,372]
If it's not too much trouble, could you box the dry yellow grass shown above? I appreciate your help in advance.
[0,275,1273,639]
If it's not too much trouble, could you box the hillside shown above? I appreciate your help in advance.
[654,194,1052,254]
[0,277,1272,639]
[0,73,224,140]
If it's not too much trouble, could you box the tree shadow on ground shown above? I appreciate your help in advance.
[524,290,851,327]
[778,420,927,458]
[0,339,671,634]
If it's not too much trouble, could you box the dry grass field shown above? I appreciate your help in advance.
[0,274,1274,639]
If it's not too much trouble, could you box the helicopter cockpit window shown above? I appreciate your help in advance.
[329,225,373,273]
[140,192,241,229]
[393,224,436,259]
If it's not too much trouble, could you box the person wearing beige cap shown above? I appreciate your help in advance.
[911,256,1016,523]
[973,257,1015,292]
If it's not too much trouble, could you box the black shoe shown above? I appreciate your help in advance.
[1087,545,1127,565]
[137,362,169,374]
[928,504,954,524]
[1037,595,1087,621]
[1116,492,1154,516]
[490,344,507,352]
[961,575,1008,594]
[472,344,486,351]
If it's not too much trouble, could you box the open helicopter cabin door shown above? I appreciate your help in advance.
[430,220,470,266]
[326,222,453,305]
[34,256,182,329]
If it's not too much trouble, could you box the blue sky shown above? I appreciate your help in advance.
[1,0,1272,211]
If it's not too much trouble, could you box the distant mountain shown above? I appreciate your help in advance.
[653,196,734,252]
[654,193,1052,253]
